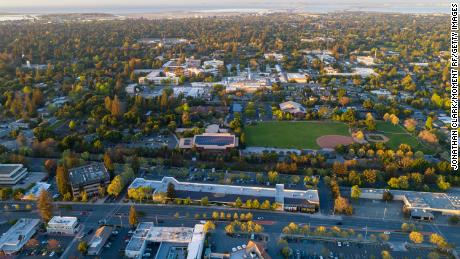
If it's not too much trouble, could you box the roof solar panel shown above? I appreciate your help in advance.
[195,135,234,146]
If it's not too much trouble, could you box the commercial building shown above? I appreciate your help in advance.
[46,216,80,235]
[0,164,28,186]
[21,182,51,201]
[229,241,271,259]
[68,163,110,197]
[0,218,40,255]
[88,226,113,255]
[358,188,460,216]
[286,73,308,83]
[129,177,319,213]
[125,223,205,259]
[179,133,238,151]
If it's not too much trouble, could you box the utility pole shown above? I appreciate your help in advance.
[364,225,368,240]
[119,215,123,228]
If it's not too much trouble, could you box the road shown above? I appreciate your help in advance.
[1,201,460,257]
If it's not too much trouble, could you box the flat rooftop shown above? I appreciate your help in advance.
[0,164,22,175]
[48,216,78,225]
[68,163,109,186]
[361,188,460,212]
[129,177,319,205]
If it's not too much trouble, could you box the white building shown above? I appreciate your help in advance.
[356,56,376,66]
[0,164,28,186]
[47,216,80,235]
[0,218,40,255]
[286,73,308,83]
[125,223,205,259]
[21,182,51,201]
[279,101,306,115]
[203,59,224,69]
[141,70,180,85]
[264,53,284,62]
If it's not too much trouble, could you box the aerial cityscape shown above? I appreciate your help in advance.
[0,0,457,258]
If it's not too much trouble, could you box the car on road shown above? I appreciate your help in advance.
[257,217,264,220]
[384,231,391,235]
[143,252,151,258]
[49,251,55,257]
[337,241,342,247]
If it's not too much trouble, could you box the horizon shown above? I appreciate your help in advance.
[0,0,451,14]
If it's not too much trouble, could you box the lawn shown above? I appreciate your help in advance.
[376,121,432,153]
[244,121,350,149]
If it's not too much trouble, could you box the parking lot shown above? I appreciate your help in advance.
[351,199,404,220]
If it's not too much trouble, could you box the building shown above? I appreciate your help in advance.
[230,241,271,259]
[179,133,238,150]
[68,163,110,197]
[21,182,51,201]
[279,101,306,116]
[0,218,40,255]
[356,56,376,66]
[129,177,319,213]
[358,188,460,216]
[140,70,180,85]
[286,73,308,83]
[46,216,80,235]
[0,164,28,186]
[125,223,205,259]
[88,226,113,255]
[264,53,284,62]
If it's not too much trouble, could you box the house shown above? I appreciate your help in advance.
[264,53,284,62]
[279,101,306,116]
[68,163,110,197]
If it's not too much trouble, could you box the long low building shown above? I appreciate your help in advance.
[88,226,113,255]
[129,177,319,212]
[179,133,238,151]
[358,188,460,216]
[125,223,205,259]
[0,218,40,255]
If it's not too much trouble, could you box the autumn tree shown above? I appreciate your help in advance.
[351,185,361,199]
[56,165,70,195]
[37,190,53,222]
[129,205,138,227]
[409,231,424,244]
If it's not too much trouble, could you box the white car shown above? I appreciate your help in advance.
[337,242,342,247]
[384,231,391,235]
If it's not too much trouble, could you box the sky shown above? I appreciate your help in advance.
[0,0,450,13]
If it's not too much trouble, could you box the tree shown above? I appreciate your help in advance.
[425,117,433,130]
[409,231,424,244]
[404,118,417,132]
[56,165,70,195]
[267,171,279,184]
[382,191,393,201]
[334,196,353,215]
[429,233,448,248]
[351,185,361,199]
[47,239,60,251]
[225,223,235,234]
[418,130,438,144]
[448,215,459,225]
[129,205,138,227]
[78,241,88,254]
[235,197,242,207]
[107,176,123,197]
[37,190,53,222]
[103,152,114,173]
[203,221,216,233]
[68,120,76,131]
[200,196,209,206]
[166,183,176,200]
[381,250,392,259]
[44,159,57,177]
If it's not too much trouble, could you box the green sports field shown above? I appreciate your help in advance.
[244,121,350,149]
[376,121,431,153]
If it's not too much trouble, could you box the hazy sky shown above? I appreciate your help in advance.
[0,0,450,14]
[0,0,449,7]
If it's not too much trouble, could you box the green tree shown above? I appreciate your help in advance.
[351,185,361,199]
[166,183,176,200]
[78,241,88,254]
